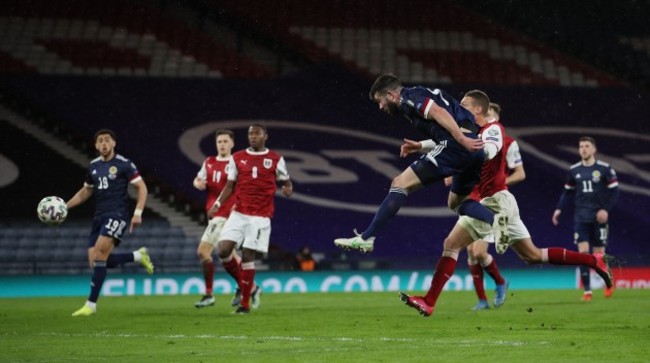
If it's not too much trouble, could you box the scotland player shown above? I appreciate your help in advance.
[552,136,619,301]
[67,129,153,317]
[334,74,509,253]
[397,111,614,318]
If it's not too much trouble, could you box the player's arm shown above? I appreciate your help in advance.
[552,173,575,226]
[129,178,148,232]
[506,165,526,186]
[481,124,504,160]
[597,167,620,223]
[425,102,483,152]
[193,161,207,190]
[400,138,437,157]
[66,184,93,209]
[209,180,236,215]
[277,157,293,197]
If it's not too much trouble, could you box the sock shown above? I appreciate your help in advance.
[361,188,408,240]
[221,255,241,282]
[469,263,487,301]
[580,265,591,292]
[545,248,595,291]
[424,256,457,307]
[482,255,506,285]
[239,262,256,309]
[88,260,107,303]
[106,253,134,268]
[457,199,494,224]
[202,259,215,296]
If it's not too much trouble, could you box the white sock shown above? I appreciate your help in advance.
[85,301,97,311]
[133,251,142,262]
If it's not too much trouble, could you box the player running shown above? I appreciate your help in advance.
[67,129,153,317]
[209,124,293,314]
[397,98,614,317]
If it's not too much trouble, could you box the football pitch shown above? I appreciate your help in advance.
[1,289,648,362]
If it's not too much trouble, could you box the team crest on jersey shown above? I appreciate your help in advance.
[108,166,118,180]
[263,158,273,169]
[592,170,601,182]
[488,129,498,136]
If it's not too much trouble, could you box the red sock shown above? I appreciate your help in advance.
[201,260,215,295]
[239,263,255,309]
[547,248,595,267]
[469,263,487,301]
[222,256,241,282]
[483,258,506,285]
[424,256,457,307]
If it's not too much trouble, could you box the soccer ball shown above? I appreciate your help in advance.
[37,196,68,225]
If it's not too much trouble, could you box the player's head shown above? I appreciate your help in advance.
[579,136,597,160]
[487,102,501,122]
[369,74,402,115]
[94,129,116,159]
[461,90,490,120]
[215,129,235,157]
[248,124,268,150]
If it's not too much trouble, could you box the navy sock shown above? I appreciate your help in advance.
[107,253,134,268]
[361,188,408,240]
[580,265,591,291]
[457,199,494,224]
[88,261,107,303]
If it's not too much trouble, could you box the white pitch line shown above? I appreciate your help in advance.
[29,332,549,346]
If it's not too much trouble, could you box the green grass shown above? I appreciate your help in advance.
[1,289,649,362]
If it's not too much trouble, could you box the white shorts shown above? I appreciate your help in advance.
[458,190,531,246]
[219,210,271,253]
[200,217,227,247]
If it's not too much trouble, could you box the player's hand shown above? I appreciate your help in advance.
[208,201,220,216]
[400,139,422,158]
[459,135,484,152]
[193,178,207,191]
[444,176,452,187]
[129,215,142,233]
[551,209,561,226]
[596,209,608,224]
[282,185,293,197]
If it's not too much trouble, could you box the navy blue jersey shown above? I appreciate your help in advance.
[84,154,141,216]
[557,160,619,223]
[399,86,478,144]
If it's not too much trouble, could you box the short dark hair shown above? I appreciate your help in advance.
[216,129,235,140]
[250,123,267,135]
[464,90,490,116]
[489,102,501,115]
[579,136,596,146]
[94,129,116,142]
[369,74,402,101]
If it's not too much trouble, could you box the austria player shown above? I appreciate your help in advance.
[209,124,293,314]
[192,130,257,308]
[552,136,619,301]
[397,96,614,317]
[335,74,509,254]
[67,129,153,317]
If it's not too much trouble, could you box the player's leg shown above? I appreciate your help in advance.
[575,222,593,300]
[105,248,153,274]
[400,223,475,317]
[235,216,270,313]
[334,164,424,253]
[448,153,496,225]
[73,235,115,316]
[466,242,489,310]
[194,217,225,308]
[593,223,613,297]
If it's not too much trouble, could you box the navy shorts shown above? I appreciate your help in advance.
[410,144,484,196]
[87,212,129,247]
[573,222,608,247]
